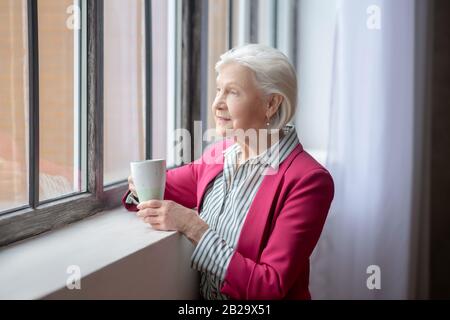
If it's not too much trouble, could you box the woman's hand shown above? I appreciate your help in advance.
[136,200,209,245]
[136,200,191,231]
[127,175,138,198]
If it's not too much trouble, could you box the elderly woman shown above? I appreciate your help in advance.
[122,44,334,300]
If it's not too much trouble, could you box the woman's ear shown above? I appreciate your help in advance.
[267,94,284,118]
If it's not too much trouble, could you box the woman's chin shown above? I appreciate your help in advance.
[215,127,226,137]
[215,125,233,137]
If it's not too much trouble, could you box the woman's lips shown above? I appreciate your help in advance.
[216,116,231,123]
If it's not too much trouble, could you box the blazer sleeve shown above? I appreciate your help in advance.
[163,162,198,208]
[122,162,198,212]
[220,169,334,300]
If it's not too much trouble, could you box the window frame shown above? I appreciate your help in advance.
[0,0,153,247]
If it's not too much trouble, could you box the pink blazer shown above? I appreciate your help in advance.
[122,138,334,300]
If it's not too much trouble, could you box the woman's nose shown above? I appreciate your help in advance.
[212,95,226,111]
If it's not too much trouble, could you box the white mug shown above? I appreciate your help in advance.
[130,159,166,202]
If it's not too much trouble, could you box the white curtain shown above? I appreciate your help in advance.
[307,0,425,299]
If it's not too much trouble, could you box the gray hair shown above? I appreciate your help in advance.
[215,44,297,130]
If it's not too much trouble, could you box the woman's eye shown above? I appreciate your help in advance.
[230,90,238,95]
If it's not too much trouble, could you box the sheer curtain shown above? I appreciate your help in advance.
[303,0,427,299]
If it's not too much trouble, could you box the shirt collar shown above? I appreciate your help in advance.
[221,124,298,170]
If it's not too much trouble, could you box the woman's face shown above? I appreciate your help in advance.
[212,63,267,137]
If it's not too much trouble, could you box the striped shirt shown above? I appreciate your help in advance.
[191,124,300,300]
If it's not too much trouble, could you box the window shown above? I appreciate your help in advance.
[164,0,183,168]
[151,0,168,161]
[38,0,85,202]
[0,0,154,247]
[103,0,146,186]
[296,0,332,163]
[206,0,230,130]
[0,0,29,212]
[0,0,300,247]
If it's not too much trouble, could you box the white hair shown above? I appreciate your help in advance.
[215,44,297,130]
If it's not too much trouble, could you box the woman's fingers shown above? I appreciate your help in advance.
[144,216,163,230]
[138,209,165,230]
[128,176,139,198]
[137,208,158,218]
[137,199,163,210]
[129,184,138,198]
[144,216,160,224]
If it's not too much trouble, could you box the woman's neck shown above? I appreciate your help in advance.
[235,128,285,163]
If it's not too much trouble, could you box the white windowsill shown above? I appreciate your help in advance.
[0,207,194,300]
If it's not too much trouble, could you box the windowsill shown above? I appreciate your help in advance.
[0,207,198,299]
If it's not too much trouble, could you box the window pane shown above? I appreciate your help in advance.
[258,0,276,47]
[207,0,230,129]
[0,0,29,212]
[275,0,296,62]
[151,0,169,163]
[165,0,182,168]
[38,0,84,202]
[104,0,146,185]
[230,0,250,47]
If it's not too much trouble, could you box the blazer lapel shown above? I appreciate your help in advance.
[195,140,303,262]
[235,144,303,261]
